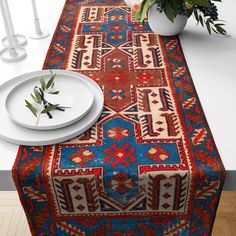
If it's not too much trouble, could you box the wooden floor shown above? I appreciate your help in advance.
[0,191,235,235]
[211,192,236,235]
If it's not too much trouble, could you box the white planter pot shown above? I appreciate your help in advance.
[148,4,188,36]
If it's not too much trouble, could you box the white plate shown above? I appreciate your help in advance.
[0,70,104,146]
[5,71,94,130]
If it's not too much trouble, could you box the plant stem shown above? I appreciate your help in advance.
[36,108,44,126]
[36,114,40,126]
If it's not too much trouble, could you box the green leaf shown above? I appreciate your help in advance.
[215,24,227,35]
[34,87,42,104]
[215,23,225,26]
[134,10,142,21]
[186,9,193,18]
[40,76,46,91]
[25,100,37,117]
[30,93,38,103]
[206,18,212,34]
[170,0,178,17]
[192,0,210,7]
[41,104,59,114]
[46,73,56,89]
[49,91,59,95]
[212,27,219,34]
[164,0,176,22]
[194,10,199,22]
[199,15,204,27]
[140,0,150,22]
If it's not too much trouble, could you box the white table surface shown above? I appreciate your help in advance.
[0,0,235,190]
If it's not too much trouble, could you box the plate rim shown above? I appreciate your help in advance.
[5,70,95,130]
[0,69,104,146]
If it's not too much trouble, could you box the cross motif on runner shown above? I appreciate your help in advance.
[46,117,190,216]
[66,7,167,111]
[103,143,137,167]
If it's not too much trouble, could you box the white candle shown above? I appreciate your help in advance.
[0,0,16,56]
[31,0,42,35]
[3,0,16,41]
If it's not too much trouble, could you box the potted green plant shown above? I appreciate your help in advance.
[125,0,227,36]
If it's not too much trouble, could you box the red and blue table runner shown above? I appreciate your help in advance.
[13,0,225,235]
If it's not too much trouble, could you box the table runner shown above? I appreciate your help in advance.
[13,0,225,235]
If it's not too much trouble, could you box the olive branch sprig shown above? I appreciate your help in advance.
[39,72,59,94]
[25,72,62,126]
[193,9,227,35]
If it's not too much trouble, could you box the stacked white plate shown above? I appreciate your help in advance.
[0,70,104,146]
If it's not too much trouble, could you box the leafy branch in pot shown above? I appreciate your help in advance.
[126,0,227,35]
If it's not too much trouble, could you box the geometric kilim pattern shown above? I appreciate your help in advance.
[12,0,226,235]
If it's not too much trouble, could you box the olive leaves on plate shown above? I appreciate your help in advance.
[25,72,65,125]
